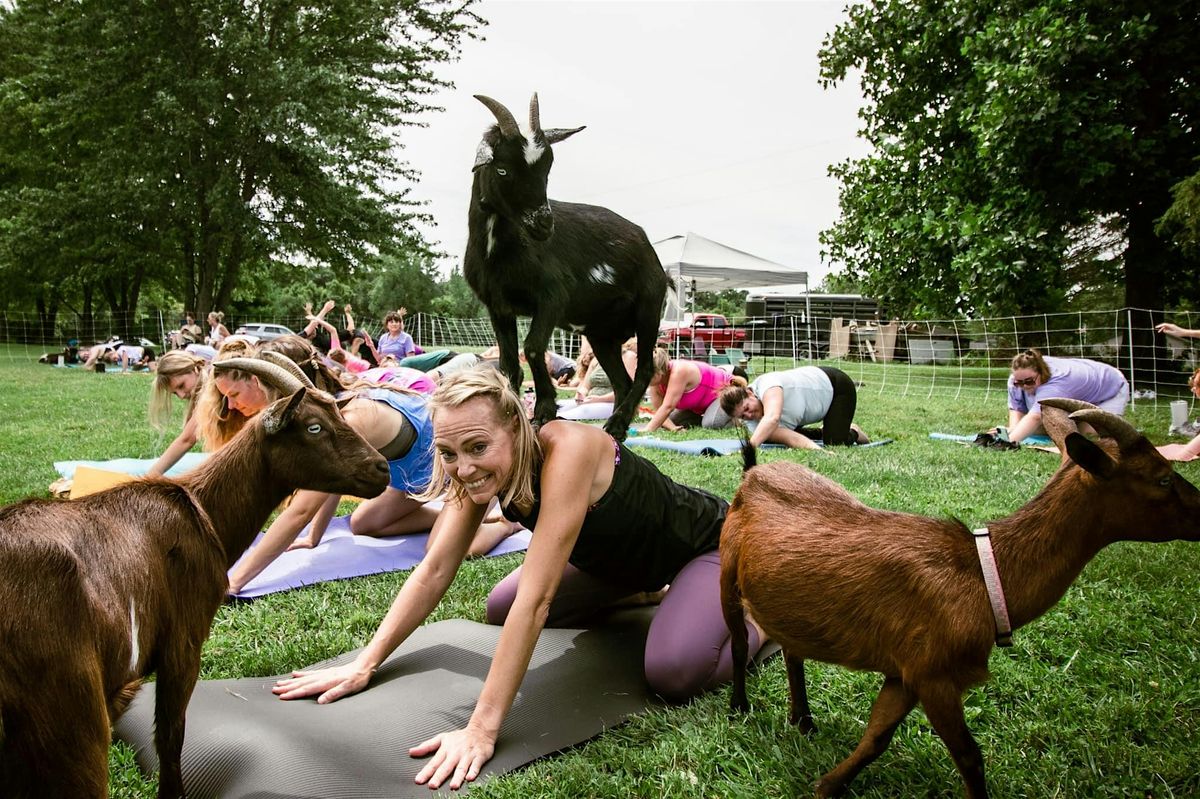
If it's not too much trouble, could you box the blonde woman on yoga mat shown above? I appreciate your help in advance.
[271,367,768,791]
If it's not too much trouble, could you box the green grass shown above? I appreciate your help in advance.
[1,355,1197,798]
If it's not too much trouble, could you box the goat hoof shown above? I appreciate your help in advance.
[813,777,844,798]
[795,714,817,735]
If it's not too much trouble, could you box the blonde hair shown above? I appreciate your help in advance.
[207,310,224,325]
[149,350,208,431]
[651,347,671,380]
[1011,348,1051,383]
[416,367,540,510]
[1189,368,1200,392]
[194,338,257,449]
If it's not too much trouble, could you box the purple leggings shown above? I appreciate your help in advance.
[485,550,762,703]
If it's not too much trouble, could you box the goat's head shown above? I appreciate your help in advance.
[1042,399,1200,543]
[473,93,584,241]
[215,357,391,501]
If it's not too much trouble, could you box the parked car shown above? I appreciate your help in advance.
[658,313,747,353]
[233,323,295,342]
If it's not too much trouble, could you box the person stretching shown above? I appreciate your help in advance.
[270,368,768,790]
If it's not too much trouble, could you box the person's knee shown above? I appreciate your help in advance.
[644,647,713,703]
[485,586,514,625]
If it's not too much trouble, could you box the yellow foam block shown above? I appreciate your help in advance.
[69,466,139,499]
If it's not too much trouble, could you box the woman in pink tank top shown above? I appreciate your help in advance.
[643,348,745,433]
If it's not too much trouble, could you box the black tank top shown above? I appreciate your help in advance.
[501,439,727,591]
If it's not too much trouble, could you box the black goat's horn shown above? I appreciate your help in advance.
[1069,408,1142,451]
[213,357,303,395]
[529,92,541,133]
[475,95,520,138]
[259,351,316,390]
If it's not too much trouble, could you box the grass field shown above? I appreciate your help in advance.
[1,354,1197,798]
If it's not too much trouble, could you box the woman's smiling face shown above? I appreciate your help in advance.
[433,397,517,504]
[213,373,270,417]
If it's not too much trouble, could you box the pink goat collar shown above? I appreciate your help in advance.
[973,527,1013,647]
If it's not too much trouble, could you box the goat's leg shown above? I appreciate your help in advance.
[489,311,523,398]
[16,668,112,798]
[915,681,988,799]
[522,316,559,426]
[590,337,632,437]
[814,676,916,798]
[606,303,659,439]
[153,641,205,799]
[785,655,816,734]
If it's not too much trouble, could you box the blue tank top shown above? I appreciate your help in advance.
[360,388,434,493]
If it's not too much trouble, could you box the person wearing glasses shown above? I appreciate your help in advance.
[1003,348,1129,444]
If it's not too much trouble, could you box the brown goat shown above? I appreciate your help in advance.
[719,399,1200,798]
[0,363,389,798]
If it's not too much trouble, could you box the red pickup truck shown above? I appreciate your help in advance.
[658,313,746,353]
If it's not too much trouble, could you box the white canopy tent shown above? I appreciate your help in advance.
[653,232,809,323]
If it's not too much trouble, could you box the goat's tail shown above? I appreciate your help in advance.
[738,424,757,473]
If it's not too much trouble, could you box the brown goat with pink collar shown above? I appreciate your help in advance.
[719,398,1200,798]
[0,359,389,798]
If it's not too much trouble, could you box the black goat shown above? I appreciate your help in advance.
[465,93,668,439]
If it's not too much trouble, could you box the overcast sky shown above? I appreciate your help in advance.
[399,0,867,289]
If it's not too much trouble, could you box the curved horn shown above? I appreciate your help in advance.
[529,92,541,133]
[1038,398,1097,415]
[259,350,316,390]
[213,357,303,395]
[474,95,520,138]
[1069,408,1142,450]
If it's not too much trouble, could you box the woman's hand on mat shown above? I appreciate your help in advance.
[286,536,317,552]
[410,726,495,790]
[271,663,373,703]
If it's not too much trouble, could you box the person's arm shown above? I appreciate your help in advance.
[309,317,342,351]
[1006,410,1043,443]
[1158,433,1200,462]
[146,414,200,478]
[226,489,331,594]
[642,363,692,433]
[287,493,343,550]
[343,304,356,334]
[410,424,596,790]
[1156,323,1200,339]
[272,496,487,702]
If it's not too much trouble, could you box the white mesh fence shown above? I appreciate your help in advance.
[3,307,1196,409]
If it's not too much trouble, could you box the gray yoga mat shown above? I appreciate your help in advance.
[113,610,658,797]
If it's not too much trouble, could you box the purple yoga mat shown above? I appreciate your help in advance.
[231,514,531,600]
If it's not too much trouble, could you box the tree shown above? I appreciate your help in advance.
[0,0,483,323]
[819,0,1200,331]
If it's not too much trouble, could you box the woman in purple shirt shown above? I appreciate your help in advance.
[1004,348,1129,443]
[377,309,416,359]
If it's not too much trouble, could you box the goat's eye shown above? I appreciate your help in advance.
[495,167,507,177]
[307,424,322,434]
[1159,476,1172,488]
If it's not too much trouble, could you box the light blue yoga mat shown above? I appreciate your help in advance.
[232,513,531,600]
[625,437,893,457]
[929,432,1053,446]
[54,452,210,479]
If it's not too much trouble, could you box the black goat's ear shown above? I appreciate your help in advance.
[1065,431,1116,479]
[543,125,585,144]
[262,388,307,435]
[473,140,494,172]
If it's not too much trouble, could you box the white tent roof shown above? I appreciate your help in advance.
[653,232,808,291]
